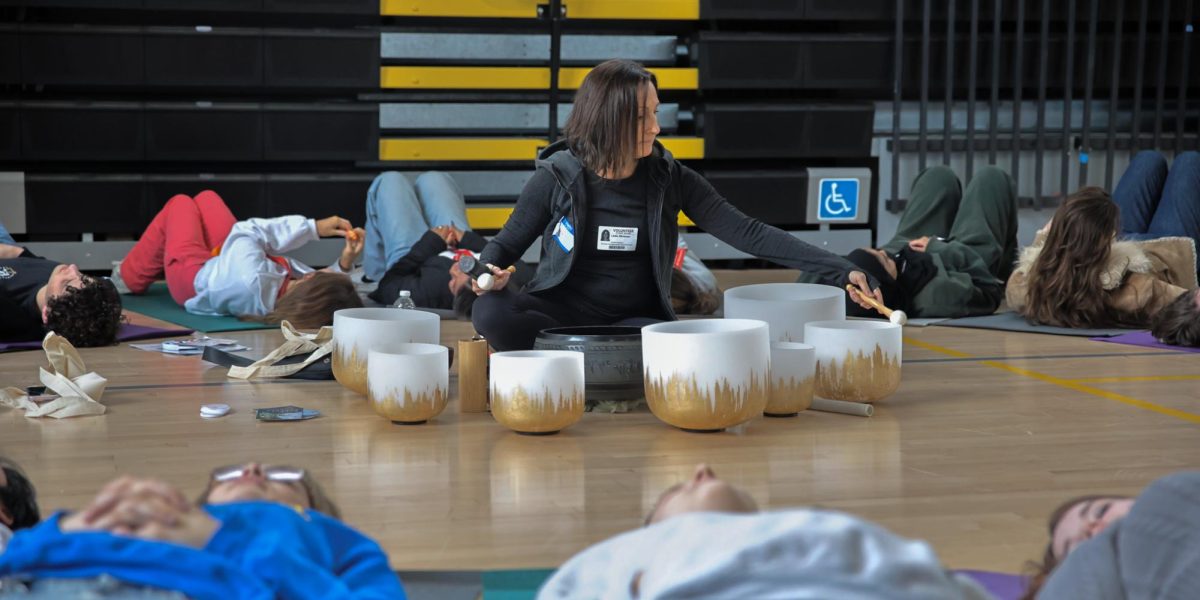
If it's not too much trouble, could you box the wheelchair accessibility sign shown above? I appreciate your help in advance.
[818,178,860,221]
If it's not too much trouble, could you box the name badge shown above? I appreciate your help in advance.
[552,216,575,253]
[597,226,638,252]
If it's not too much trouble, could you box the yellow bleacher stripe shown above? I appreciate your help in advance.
[381,67,698,90]
[380,0,539,18]
[379,138,547,161]
[468,207,695,229]
[566,0,698,20]
[380,0,699,20]
[659,137,704,159]
[380,137,703,162]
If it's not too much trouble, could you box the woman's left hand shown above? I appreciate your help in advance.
[846,271,885,310]
[339,227,365,271]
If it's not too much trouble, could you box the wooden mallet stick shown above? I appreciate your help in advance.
[845,284,908,325]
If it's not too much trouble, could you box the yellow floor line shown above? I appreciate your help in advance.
[903,337,1200,425]
[1068,375,1200,383]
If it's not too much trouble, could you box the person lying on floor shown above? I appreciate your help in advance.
[538,464,990,600]
[118,191,365,328]
[0,461,405,599]
[362,171,535,316]
[1006,183,1198,345]
[362,171,721,316]
[470,59,881,351]
[0,457,40,554]
[0,220,122,347]
[799,165,1019,319]
[1019,471,1199,600]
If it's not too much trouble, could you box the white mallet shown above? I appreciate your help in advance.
[477,265,517,291]
[845,284,908,326]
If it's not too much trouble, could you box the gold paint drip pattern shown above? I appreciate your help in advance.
[490,385,585,433]
[370,386,448,423]
[814,344,901,403]
[765,375,814,415]
[332,343,368,395]
[643,370,767,431]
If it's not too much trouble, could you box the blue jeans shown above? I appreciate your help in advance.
[0,576,185,599]
[363,171,470,281]
[0,220,15,245]
[1112,151,1200,251]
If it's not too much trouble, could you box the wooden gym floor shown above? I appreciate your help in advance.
[2,270,1198,575]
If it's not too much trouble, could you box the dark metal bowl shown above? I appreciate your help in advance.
[534,326,644,404]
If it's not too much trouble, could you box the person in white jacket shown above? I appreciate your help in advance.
[119,190,365,328]
[538,464,992,600]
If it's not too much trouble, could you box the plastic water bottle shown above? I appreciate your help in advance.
[393,290,416,310]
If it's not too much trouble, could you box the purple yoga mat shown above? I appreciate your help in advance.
[0,323,194,353]
[955,570,1027,600]
[1091,330,1200,353]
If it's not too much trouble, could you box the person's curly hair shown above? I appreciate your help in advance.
[44,277,124,347]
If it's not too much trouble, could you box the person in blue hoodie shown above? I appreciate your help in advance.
[0,462,405,599]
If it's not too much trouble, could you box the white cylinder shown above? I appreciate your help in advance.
[641,318,770,431]
[804,320,902,403]
[367,343,449,424]
[724,283,846,342]
[490,350,586,434]
[765,342,815,416]
[332,307,440,395]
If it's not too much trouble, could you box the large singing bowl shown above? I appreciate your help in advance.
[804,320,902,403]
[724,283,845,342]
[534,326,643,404]
[765,342,815,417]
[367,343,449,424]
[332,308,439,395]
[490,350,586,435]
[641,319,770,432]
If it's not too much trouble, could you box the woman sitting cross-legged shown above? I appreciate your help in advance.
[538,464,991,599]
[118,190,365,328]
[0,462,406,599]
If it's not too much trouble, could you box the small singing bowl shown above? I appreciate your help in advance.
[641,319,770,432]
[332,307,439,396]
[490,350,586,435]
[367,343,449,425]
[804,320,902,403]
[533,326,643,404]
[764,342,815,417]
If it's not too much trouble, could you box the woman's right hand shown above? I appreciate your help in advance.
[471,264,512,295]
[316,216,352,238]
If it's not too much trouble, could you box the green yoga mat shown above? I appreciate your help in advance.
[120,283,276,332]
[395,568,554,600]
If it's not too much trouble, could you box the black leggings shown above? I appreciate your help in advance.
[471,289,662,351]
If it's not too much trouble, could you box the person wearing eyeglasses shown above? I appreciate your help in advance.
[0,462,405,599]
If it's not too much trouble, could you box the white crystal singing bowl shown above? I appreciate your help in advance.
[641,318,770,432]
[490,350,586,435]
[804,320,902,403]
[724,283,846,342]
[367,343,449,424]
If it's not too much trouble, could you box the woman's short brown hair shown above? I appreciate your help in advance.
[1150,289,1200,347]
[563,59,658,176]
[247,271,363,329]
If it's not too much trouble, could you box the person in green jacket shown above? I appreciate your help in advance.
[802,165,1018,319]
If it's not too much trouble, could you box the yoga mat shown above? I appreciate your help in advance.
[936,311,1133,337]
[393,569,553,600]
[0,323,194,353]
[119,283,276,332]
[1091,330,1200,353]
[955,570,1027,600]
